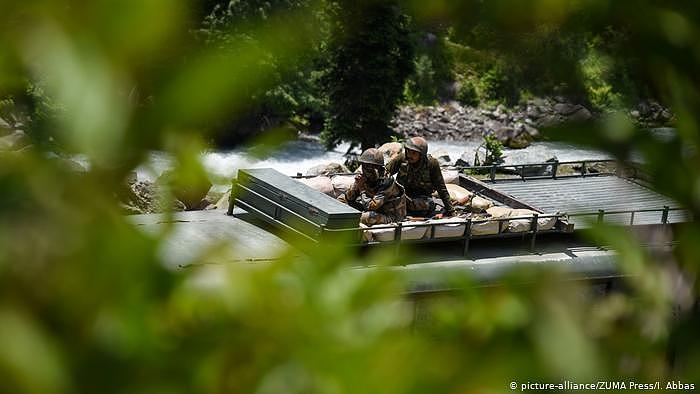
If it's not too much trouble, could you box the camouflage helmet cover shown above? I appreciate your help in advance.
[358,148,384,166]
[404,136,428,156]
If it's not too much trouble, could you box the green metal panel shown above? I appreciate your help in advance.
[236,168,361,232]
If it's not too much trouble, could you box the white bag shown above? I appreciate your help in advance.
[359,223,373,242]
[428,218,467,238]
[369,222,428,242]
[470,219,500,235]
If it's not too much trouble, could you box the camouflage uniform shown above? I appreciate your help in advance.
[338,176,407,225]
[386,152,454,216]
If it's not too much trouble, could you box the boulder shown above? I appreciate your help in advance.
[454,152,471,167]
[431,148,451,165]
[207,189,232,211]
[493,126,533,149]
[0,130,30,151]
[507,130,533,149]
[157,170,212,211]
[567,107,593,122]
[554,103,580,116]
[441,170,460,185]
[120,180,189,214]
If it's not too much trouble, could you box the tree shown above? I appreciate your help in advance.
[197,0,328,146]
[322,0,414,151]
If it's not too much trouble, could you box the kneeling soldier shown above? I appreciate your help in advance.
[338,148,406,225]
[386,136,454,217]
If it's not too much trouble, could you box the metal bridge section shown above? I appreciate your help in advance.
[485,175,689,228]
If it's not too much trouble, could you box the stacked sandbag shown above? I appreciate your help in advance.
[368,221,428,242]
[331,174,356,198]
[359,223,373,242]
[484,206,558,233]
[471,196,494,212]
[428,218,467,238]
[486,206,512,233]
[297,176,334,196]
[469,215,500,235]
[445,184,474,205]
[507,208,558,232]
[305,162,349,176]
[378,142,403,162]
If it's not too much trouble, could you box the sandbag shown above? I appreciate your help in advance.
[470,219,500,235]
[369,222,428,242]
[331,174,356,198]
[471,196,494,212]
[360,223,373,242]
[486,206,512,218]
[378,142,403,162]
[297,176,334,196]
[429,218,467,238]
[507,209,558,232]
[445,184,473,205]
[305,162,349,176]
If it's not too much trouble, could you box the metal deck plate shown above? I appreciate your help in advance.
[486,175,689,228]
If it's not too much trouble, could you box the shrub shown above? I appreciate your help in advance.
[479,65,518,105]
[456,80,479,107]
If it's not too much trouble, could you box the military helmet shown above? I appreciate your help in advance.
[358,148,384,166]
[404,136,428,156]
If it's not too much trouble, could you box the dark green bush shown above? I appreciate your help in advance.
[456,80,479,107]
[479,65,518,105]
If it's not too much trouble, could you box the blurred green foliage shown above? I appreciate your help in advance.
[1,0,700,393]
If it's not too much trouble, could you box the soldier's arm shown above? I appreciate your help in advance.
[430,158,454,213]
[359,192,386,211]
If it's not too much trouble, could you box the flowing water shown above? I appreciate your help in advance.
[136,138,613,191]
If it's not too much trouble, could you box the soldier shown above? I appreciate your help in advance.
[338,148,407,225]
[386,136,455,217]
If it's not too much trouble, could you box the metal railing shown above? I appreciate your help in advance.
[289,159,641,182]
[567,206,687,226]
[321,212,568,256]
[454,159,630,182]
[231,180,684,257]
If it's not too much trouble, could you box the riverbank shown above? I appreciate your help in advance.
[391,98,673,149]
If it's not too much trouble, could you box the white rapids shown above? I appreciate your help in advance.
[136,138,612,191]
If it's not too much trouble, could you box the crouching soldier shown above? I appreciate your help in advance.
[386,136,455,217]
[338,148,406,225]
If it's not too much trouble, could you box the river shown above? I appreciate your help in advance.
[135,138,613,192]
